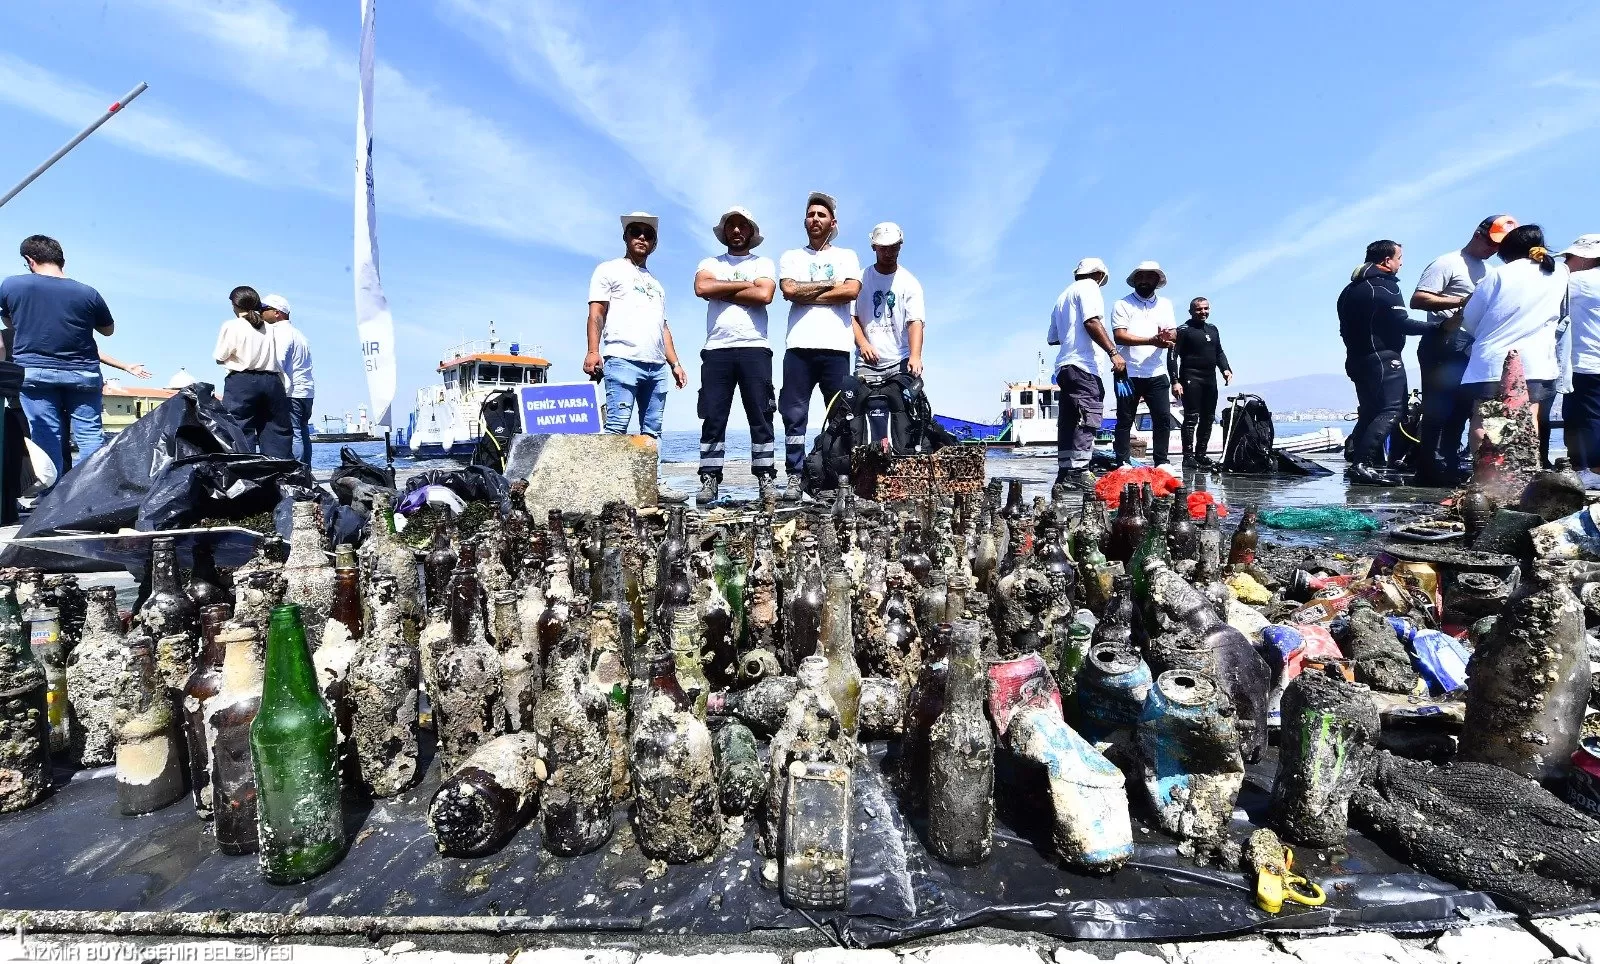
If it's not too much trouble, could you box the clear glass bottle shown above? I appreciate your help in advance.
[820,569,862,737]
[117,636,188,815]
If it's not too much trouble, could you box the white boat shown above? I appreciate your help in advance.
[401,323,550,460]
[934,358,1345,456]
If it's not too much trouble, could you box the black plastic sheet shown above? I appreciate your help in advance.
[0,741,1500,945]
[401,466,511,516]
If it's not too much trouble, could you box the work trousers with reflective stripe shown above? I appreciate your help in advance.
[699,347,778,480]
[780,347,851,476]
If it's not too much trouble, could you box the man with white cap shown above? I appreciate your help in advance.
[1560,233,1600,485]
[262,293,314,465]
[583,212,687,437]
[852,222,924,379]
[777,191,862,500]
[1111,261,1178,467]
[692,206,778,504]
[1047,257,1126,489]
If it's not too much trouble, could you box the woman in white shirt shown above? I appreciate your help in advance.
[212,285,293,459]
[1457,225,1570,457]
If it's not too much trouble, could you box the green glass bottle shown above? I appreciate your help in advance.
[251,604,345,884]
[712,535,748,648]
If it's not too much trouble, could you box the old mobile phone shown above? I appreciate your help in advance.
[779,760,852,910]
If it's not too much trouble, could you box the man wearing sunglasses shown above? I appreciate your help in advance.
[584,212,687,437]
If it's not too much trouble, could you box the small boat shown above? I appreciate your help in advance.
[400,322,550,461]
[312,407,380,443]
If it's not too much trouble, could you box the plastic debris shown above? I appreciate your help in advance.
[1258,507,1380,532]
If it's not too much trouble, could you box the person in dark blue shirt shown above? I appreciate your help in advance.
[0,235,116,478]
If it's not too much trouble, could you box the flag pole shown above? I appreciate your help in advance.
[0,83,149,210]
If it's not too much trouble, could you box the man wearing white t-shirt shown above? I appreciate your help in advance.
[777,192,862,500]
[1047,257,1126,489]
[1110,261,1178,467]
[583,212,687,437]
[852,222,924,380]
[692,206,778,505]
[1408,215,1514,486]
[1559,234,1600,483]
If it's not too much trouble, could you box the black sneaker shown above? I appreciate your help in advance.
[782,477,805,502]
[695,475,720,505]
[1182,455,1198,468]
[1063,469,1097,491]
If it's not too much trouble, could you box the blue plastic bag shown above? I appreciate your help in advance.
[1411,629,1470,694]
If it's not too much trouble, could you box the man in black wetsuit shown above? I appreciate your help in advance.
[1338,239,1434,486]
[1168,297,1232,467]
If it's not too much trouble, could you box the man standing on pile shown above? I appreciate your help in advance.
[1561,234,1600,486]
[1111,261,1178,468]
[692,206,777,505]
[1048,257,1125,490]
[583,212,688,437]
[0,235,116,479]
[1339,240,1434,486]
[778,192,862,500]
[852,222,925,379]
[263,294,315,466]
[1168,297,1232,468]
[1408,215,1515,486]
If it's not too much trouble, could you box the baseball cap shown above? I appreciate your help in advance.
[262,294,292,316]
[805,192,837,216]
[1559,234,1600,259]
[1074,257,1109,281]
[869,222,903,246]
[1477,214,1518,244]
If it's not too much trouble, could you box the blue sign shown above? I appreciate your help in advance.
[518,381,602,435]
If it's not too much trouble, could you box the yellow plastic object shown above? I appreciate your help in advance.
[1226,572,1272,605]
[1255,845,1327,914]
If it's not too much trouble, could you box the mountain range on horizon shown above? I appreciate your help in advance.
[1228,370,1418,414]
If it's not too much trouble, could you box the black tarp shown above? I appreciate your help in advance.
[0,385,311,570]
[0,741,1500,945]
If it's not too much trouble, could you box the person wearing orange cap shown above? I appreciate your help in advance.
[1409,214,1515,485]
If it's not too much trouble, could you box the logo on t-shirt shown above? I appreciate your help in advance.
[631,281,662,301]
[810,263,836,282]
[871,290,897,319]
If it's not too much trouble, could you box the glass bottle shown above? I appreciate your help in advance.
[927,620,994,865]
[537,627,612,856]
[712,534,748,652]
[1035,518,1076,585]
[631,655,720,862]
[1195,503,1222,583]
[284,499,336,648]
[820,568,862,737]
[1092,575,1136,653]
[68,586,132,768]
[1105,484,1148,563]
[251,604,346,883]
[670,607,710,718]
[139,535,199,643]
[493,589,538,734]
[1228,505,1260,567]
[423,527,458,621]
[182,602,233,817]
[1167,489,1199,562]
[313,567,362,788]
[899,520,934,587]
[744,524,781,662]
[207,622,264,854]
[328,567,364,642]
[972,510,999,593]
[349,575,420,797]
[435,565,506,771]
[117,635,188,815]
[899,622,952,812]
[783,535,825,673]
[428,731,543,857]
[186,540,229,609]
[0,585,50,813]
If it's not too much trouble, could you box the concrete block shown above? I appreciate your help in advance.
[795,950,898,964]
[1431,924,1553,964]
[513,433,659,517]
[908,945,1044,964]
[511,951,635,964]
[1278,932,1441,964]
[1528,914,1600,963]
[1161,939,1296,964]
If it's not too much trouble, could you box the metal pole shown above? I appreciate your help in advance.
[0,82,149,210]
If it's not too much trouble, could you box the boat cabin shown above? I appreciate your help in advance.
[438,342,552,392]
[1004,381,1058,422]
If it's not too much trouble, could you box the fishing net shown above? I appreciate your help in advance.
[1259,507,1380,532]
[1094,466,1182,508]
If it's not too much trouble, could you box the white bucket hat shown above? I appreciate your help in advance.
[620,211,659,232]
[1074,257,1109,283]
[1126,260,1167,288]
[261,294,292,316]
[869,222,904,246]
[1559,234,1600,259]
[712,206,763,249]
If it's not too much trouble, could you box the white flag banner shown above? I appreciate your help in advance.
[354,0,396,428]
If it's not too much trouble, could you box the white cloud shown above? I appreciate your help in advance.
[0,54,257,182]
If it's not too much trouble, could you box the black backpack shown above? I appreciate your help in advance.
[802,372,955,495]
[1219,394,1276,473]
[801,379,863,496]
[471,389,522,471]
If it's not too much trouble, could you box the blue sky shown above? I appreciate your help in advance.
[2,1,1598,436]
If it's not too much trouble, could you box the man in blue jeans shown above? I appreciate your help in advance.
[0,235,116,480]
[582,212,687,436]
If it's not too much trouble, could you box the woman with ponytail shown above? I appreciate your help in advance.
[212,284,293,458]
[1455,224,1570,453]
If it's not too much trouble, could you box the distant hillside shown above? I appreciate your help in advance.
[1229,372,1367,413]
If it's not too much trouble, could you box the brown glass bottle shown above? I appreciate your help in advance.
[186,540,229,609]
[898,622,953,812]
[208,622,265,854]
[428,731,543,857]
[423,527,458,621]
[117,636,188,815]
[1166,489,1199,561]
[0,584,50,814]
[183,603,234,818]
[329,568,364,641]
[435,564,506,771]
[1105,485,1147,563]
[537,628,612,856]
[1228,505,1260,567]
[139,535,199,642]
[1196,503,1223,582]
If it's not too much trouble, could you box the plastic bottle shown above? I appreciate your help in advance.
[1076,643,1154,742]
[251,604,345,883]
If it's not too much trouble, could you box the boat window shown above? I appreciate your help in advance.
[533,368,547,384]
[478,364,501,384]
[1040,389,1054,407]
[459,366,474,390]
[444,369,457,388]
[1019,390,1034,405]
